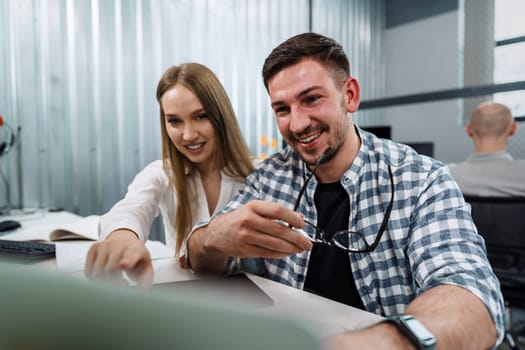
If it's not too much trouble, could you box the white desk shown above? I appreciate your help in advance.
[1,209,83,240]
[1,210,382,336]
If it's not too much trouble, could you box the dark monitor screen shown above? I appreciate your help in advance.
[405,142,434,157]
[361,126,392,139]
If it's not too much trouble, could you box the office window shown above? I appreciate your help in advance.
[493,0,525,116]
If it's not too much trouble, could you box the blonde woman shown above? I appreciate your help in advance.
[85,63,255,286]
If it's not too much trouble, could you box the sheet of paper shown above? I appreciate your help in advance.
[56,240,174,273]
[55,241,94,272]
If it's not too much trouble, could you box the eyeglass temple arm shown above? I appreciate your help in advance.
[368,166,395,250]
[293,170,315,212]
[292,155,326,212]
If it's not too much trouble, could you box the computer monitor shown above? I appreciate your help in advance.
[404,142,434,157]
[0,262,319,350]
[361,126,392,139]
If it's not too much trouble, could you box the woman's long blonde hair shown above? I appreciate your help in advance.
[156,63,255,253]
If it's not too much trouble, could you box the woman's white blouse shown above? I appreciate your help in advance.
[98,160,246,257]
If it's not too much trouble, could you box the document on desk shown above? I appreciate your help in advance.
[55,240,174,272]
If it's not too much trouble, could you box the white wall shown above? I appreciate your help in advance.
[382,10,473,163]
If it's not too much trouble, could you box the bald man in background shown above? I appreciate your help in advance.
[449,101,525,196]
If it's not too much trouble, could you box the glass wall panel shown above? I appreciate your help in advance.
[0,0,384,218]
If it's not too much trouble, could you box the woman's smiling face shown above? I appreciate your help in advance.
[161,84,217,170]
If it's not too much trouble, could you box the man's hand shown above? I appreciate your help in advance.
[189,200,313,274]
[207,200,313,257]
[85,229,153,288]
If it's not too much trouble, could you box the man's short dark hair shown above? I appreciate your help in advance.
[262,32,350,90]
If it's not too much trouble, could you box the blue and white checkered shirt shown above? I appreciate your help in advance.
[205,128,505,342]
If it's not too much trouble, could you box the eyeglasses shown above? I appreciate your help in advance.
[291,159,394,253]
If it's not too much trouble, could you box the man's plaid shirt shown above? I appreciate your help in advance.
[196,128,505,342]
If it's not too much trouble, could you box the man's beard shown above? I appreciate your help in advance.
[301,113,349,167]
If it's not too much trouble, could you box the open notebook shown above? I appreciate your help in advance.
[1,215,99,242]
[0,262,319,350]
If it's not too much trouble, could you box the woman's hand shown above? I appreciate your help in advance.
[85,229,153,288]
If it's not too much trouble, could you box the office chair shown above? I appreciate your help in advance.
[464,195,525,350]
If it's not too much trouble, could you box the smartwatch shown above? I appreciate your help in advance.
[383,314,436,350]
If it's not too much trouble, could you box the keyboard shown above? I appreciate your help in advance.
[0,239,56,260]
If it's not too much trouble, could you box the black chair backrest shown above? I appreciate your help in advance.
[464,196,525,307]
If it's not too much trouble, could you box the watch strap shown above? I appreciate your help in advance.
[383,314,436,350]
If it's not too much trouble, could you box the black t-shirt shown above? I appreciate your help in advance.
[303,181,365,310]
